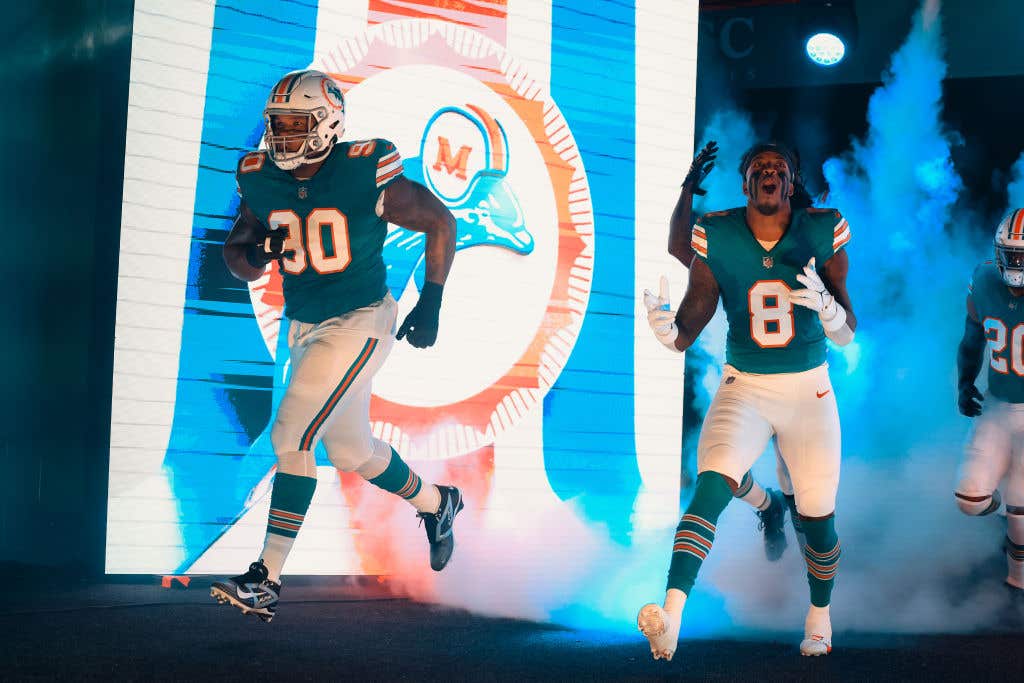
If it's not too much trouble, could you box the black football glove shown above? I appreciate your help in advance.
[246,227,295,268]
[958,383,983,417]
[683,140,718,196]
[397,281,443,348]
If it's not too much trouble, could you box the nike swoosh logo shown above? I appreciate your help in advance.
[816,390,831,399]
[234,586,257,599]
[436,496,454,540]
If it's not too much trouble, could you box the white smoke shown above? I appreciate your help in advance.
[693,0,1020,636]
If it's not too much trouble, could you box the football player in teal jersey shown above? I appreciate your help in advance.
[210,70,461,622]
[955,208,1024,592]
[667,141,808,562]
[639,142,856,659]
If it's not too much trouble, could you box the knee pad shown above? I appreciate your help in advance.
[354,438,392,479]
[270,416,302,456]
[955,489,1001,516]
[323,434,374,472]
[793,488,835,519]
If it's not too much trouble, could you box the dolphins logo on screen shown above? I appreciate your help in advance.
[383,104,534,298]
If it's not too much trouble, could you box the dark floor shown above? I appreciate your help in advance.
[4,576,1024,682]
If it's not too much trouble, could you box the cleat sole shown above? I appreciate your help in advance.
[637,604,674,662]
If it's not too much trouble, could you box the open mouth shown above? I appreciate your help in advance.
[760,181,778,195]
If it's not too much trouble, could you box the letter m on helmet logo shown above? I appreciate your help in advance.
[432,137,472,180]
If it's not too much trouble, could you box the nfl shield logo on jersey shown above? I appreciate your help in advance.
[763,256,774,269]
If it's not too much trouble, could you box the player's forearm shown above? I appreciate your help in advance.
[668,186,696,267]
[672,324,699,352]
[957,338,984,389]
[422,212,456,286]
[223,243,267,282]
[957,316,986,388]
[672,300,716,352]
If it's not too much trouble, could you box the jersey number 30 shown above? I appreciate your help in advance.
[749,280,795,348]
[268,208,351,275]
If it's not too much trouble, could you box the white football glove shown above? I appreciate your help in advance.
[789,257,846,332]
[642,275,681,351]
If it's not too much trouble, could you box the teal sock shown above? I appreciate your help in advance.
[260,471,318,582]
[367,448,423,500]
[801,515,841,607]
[266,472,318,539]
[734,471,754,498]
[667,471,735,594]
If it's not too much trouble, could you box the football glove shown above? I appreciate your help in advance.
[789,257,846,332]
[246,227,295,267]
[958,384,983,417]
[642,275,680,351]
[398,281,443,348]
[683,140,718,196]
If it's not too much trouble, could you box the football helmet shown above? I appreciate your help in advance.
[995,208,1024,288]
[263,70,346,171]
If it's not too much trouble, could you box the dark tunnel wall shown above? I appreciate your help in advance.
[1,0,133,574]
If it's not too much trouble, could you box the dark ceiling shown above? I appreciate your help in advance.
[698,0,1024,89]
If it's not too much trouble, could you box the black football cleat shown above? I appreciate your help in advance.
[757,488,789,562]
[210,559,280,622]
[418,486,464,571]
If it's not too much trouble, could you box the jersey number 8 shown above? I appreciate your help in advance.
[268,208,351,275]
[749,280,795,348]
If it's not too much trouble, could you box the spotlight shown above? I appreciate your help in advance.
[806,32,846,66]
[800,1,857,67]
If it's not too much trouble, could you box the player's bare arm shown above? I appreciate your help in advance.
[379,175,457,347]
[668,189,697,266]
[223,201,273,282]
[673,258,721,351]
[820,249,857,331]
[380,175,456,285]
[668,141,718,267]
[956,295,986,416]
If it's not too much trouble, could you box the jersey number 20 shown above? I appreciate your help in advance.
[268,209,351,275]
[749,280,795,348]
[984,317,1024,375]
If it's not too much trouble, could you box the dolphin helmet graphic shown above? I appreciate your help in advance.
[384,104,534,298]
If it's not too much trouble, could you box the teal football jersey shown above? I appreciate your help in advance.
[235,139,404,324]
[968,261,1024,403]
[691,207,851,374]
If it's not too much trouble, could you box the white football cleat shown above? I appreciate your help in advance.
[800,604,833,656]
[637,603,681,661]
[800,633,832,657]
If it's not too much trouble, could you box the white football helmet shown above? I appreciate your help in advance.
[263,70,346,171]
[995,208,1024,288]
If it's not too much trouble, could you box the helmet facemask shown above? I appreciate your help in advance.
[264,107,338,171]
[996,242,1024,288]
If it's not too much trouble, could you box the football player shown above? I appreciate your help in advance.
[640,142,856,659]
[667,141,801,562]
[955,208,1024,592]
[210,70,462,622]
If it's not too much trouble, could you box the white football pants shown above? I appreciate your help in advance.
[697,363,841,517]
[958,393,1024,507]
[270,294,397,472]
